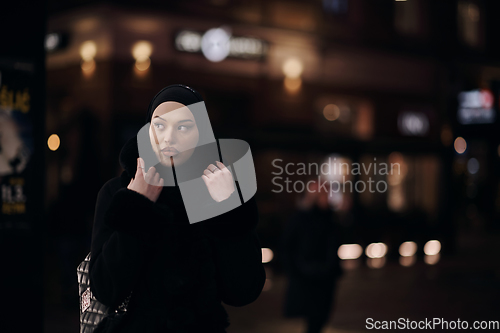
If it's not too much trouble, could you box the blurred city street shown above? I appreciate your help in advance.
[226,231,500,333]
[44,230,499,333]
[3,0,500,331]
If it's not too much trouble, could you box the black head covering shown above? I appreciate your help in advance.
[130,84,219,189]
[145,84,204,124]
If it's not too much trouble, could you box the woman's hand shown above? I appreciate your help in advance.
[202,161,235,202]
[127,157,164,202]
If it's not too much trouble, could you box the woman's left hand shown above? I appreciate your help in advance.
[202,161,235,202]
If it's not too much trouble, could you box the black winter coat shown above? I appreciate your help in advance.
[89,135,266,333]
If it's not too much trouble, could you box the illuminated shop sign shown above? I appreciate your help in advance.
[175,28,268,62]
[457,89,496,125]
[398,111,430,136]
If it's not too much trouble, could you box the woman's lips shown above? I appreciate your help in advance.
[161,147,179,156]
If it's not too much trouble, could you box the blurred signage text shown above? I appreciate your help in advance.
[457,89,496,125]
[175,28,268,62]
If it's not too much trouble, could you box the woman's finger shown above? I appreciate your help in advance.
[203,169,213,178]
[216,161,231,174]
[135,158,143,177]
[201,174,210,184]
[152,171,160,185]
[144,166,155,183]
[207,163,220,173]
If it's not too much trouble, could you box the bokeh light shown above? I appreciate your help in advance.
[424,254,440,265]
[47,134,60,151]
[80,41,97,61]
[338,244,363,260]
[81,59,96,73]
[367,257,386,269]
[399,255,416,267]
[284,77,302,93]
[135,58,151,71]
[366,242,388,259]
[467,158,479,174]
[454,137,467,154]
[132,41,153,62]
[261,248,274,263]
[282,57,303,79]
[399,241,417,257]
[323,104,340,121]
[423,240,441,255]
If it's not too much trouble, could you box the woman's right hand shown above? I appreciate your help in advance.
[127,157,164,202]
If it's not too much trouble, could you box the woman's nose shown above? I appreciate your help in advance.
[162,126,176,144]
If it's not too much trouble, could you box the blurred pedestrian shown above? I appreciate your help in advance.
[281,180,343,333]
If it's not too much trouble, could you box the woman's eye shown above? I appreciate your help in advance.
[154,123,164,130]
[178,125,191,131]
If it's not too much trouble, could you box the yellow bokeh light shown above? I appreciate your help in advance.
[323,104,340,121]
[80,41,97,61]
[48,134,60,151]
[284,77,301,93]
[135,58,151,71]
[132,41,153,62]
[454,137,467,154]
[81,59,96,73]
[282,58,303,79]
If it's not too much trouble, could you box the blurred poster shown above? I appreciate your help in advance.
[0,60,34,229]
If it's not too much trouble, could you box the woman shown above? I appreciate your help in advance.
[89,84,266,333]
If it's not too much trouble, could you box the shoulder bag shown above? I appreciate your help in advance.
[77,252,132,333]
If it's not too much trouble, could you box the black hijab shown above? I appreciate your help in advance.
[119,84,249,224]
[136,84,221,188]
[145,84,204,124]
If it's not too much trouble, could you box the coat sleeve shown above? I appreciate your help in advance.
[205,195,266,307]
[89,178,172,308]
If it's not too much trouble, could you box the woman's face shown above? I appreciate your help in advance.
[149,101,199,167]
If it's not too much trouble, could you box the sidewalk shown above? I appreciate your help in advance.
[225,231,500,332]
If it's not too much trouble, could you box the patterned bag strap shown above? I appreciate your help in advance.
[78,252,132,314]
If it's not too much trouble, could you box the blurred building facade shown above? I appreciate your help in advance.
[45,0,500,258]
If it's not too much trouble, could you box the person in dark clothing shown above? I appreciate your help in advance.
[281,180,343,333]
[89,84,266,333]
